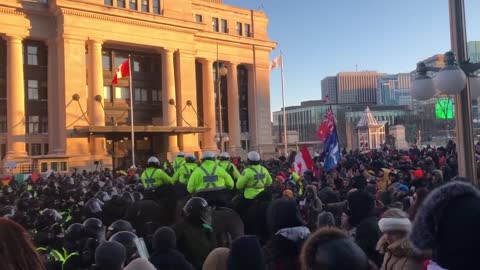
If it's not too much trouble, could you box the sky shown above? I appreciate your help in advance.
[224,0,480,112]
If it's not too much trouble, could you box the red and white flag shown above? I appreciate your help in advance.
[294,145,314,175]
[270,55,283,70]
[112,59,130,85]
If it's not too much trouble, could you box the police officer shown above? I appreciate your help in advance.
[173,154,198,185]
[173,151,186,172]
[236,151,272,200]
[141,157,173,189]
[218,152,241,181]
[187,152,234,206]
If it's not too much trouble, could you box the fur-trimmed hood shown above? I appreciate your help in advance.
[376,235,430,259]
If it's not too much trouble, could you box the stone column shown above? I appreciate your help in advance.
[200,59,218,152]
[226,62,241,155]
[5,35,27,158]
[162,48,179,154]
[87,40,106,156]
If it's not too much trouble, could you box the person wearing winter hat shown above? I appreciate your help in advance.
[264,198,310,270]
[149,227,193,270]
[203,248,230,270]
[316,211,335,229]
[93,241,126,270]
[410,181,480,270]
[124,258,157,270]
[300,227,371,270]
[376,208,427,270]
[227,235,265,270]
[347,190,382,267]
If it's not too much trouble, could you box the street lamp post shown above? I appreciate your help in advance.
[216,63,228,153]
[411,0,480,183]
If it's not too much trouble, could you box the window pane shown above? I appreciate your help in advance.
[41,116,48,133]
[141,0,148,12]
[104,0,113,5]
[41,162,48,173]
[117,0,126,8]
[212,18,219,32]
[60,162,68,171]
[195,14,203,23]
[115,54,128,68]
[129,0,137,10]
[102,51,111,70]
[28,116,39,134]
[115,87,130,99]
[27,45,38,65]
[27,80,39,100]
[245,24,251,37]
[236,22,242,36]
[104,86,112,101]
[51,162,58,171]
[0,116,6,133]
[221,19,228,33]
[153,0,160,14]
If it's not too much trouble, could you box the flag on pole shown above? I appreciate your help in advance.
[294,145,313,175]
[112,59,130,84]
[270,55,283,70]
[317,107,335,141]
[324,127,340,171]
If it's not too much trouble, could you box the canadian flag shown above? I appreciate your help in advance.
[112,59,130,85]
[270,55,282,70]
[294,145,314,176]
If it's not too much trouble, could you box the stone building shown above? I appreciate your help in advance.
[0,0,276,172]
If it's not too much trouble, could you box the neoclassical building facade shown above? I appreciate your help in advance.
[0,0,276,172]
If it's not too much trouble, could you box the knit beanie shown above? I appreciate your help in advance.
[153,226,176,252]
[227,236,265,270]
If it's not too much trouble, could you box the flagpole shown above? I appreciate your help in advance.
[128,54,136,168]
[280,51,288,157]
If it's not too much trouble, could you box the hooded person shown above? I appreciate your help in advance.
[410,181,480,270]
[264,198,311,270]
[227,236,265,270]
[149,227,193,270]
[203,248,229,270]
[124,258,156,270]
[300,227,371,270]
[93,241,126,270]
[299,185,323,231]
[347,190,382,267]
[376,208,428,270]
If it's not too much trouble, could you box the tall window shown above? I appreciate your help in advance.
[195,14,203,23]
[29,144,42,156]
[28,116,40,134]
[115,54,128,68]
[134,88,148,102]
[115,87,130,100]
[212,18,219,32]
[141,0,148,12]
[245,24,251,37]
[236,22,243,36]
[104,0,113,5]
[117,0,126,8]
[27,45,38,65]
[221,19,228,33]
[104,86,112,102]
[0,116,6,133]
[152,0,160,14]
[27,80,39,100]
[129,0,137,10]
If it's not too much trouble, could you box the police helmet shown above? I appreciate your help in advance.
[35,209,63,229]
[183,197,212,225]
[177,151,185,157]
[202,152,216,160]
[0,205,16,218]
[185,154,197,163]
[219,152,230,161]
[95,191,111,203]
[83,218,106,241]
[121,192,135,203]
[247,151,261,162]
[109,231,140,261]
[19,191,33,200]
[65,223,85,242]
[147,156,160,165]
[107,220,135,239]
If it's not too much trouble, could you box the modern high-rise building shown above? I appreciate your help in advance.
[468,41,480,64]
[337,72,379,104]
[377,74,412,107]
[0,0,276,172]
[321,76,337,103]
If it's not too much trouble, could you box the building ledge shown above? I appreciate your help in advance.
[74,125,210,135]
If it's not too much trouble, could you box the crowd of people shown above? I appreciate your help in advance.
[0,141,479,270]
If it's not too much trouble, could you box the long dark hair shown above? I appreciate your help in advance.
[0,218,45,270]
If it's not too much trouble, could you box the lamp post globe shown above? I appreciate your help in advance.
[434,65,467,95]
[412,75,436,100]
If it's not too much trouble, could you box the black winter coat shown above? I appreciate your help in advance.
[149,249,194,270]
[264,234,303,270]
[354,215,383,267]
